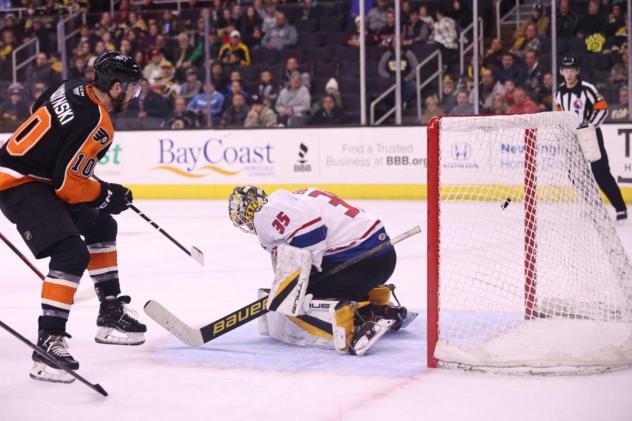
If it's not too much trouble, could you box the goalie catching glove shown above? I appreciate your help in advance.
[91,181,133,214]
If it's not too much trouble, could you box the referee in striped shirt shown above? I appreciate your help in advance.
[554,55,627,220]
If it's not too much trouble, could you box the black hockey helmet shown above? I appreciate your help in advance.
[93,51,142,94]
[560,55,580,70]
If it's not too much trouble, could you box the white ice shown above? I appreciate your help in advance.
[1,200,631,421]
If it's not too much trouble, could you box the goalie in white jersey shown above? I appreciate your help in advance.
[229,185,413,356]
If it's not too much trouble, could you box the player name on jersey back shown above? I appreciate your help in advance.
[50,83,75,126]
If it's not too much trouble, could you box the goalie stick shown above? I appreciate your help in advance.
[144,225,422,347]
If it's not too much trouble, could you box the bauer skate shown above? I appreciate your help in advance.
[95,295,147,345]
[30,331,78,383]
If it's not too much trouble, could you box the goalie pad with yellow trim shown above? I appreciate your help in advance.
[265,299,339,348]
[267,245,312,317]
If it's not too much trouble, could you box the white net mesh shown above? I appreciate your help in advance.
[432,112,632,374]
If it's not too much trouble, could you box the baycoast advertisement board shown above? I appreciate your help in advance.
[2,123,632,200]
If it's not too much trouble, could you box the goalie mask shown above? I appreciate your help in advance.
[228,185,268,233]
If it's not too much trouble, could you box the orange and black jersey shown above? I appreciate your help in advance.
[0,79,113,204]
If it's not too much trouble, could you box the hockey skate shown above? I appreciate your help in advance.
[364,284,417,332]
[349,318,395,356]
[30,331,78,384]
[95,295,147,345]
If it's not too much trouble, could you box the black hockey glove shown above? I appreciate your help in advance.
[92,182,133,214]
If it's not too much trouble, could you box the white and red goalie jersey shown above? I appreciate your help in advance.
[253,188,386,270]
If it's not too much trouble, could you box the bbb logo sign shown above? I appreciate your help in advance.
[451,143,471,161]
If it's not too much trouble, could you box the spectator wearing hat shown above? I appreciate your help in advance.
[162,96,200,129]
[221,93,250,128]
[26,52,58,87]
[261,11,297,51]
[144,49,166,84]
[153,61,182,100]
[515,3,549,40]
[188,82,225,126]
[0,84,30,123]
[180,69,202,101]
[276,71,311,127]
[218,30,252,66]
[245,94,278,128]
[309,94,347,126]
[313,78,343,114]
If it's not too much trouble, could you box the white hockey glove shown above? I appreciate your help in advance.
[576,124,601,163]
[267,245,313,317]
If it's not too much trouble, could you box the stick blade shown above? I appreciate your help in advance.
[144,300,204,347]
[94,383,109,397]
[190,246,205,266]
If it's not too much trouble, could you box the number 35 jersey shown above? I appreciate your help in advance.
[0,80,113,204]
[253,188,390,270]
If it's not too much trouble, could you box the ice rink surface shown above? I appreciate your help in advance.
[1,199,632,421]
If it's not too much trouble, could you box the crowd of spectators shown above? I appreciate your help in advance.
[420,0,630,123]
[0,0,630,129]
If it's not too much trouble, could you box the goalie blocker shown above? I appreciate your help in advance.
[229,186,415,355]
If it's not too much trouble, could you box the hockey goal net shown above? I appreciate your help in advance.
[427,112,632,374]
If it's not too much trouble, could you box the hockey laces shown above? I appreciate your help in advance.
[46,335,72,358]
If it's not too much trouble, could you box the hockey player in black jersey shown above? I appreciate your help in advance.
[0,51,147,383]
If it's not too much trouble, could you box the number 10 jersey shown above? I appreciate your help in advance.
[0,80,114,204]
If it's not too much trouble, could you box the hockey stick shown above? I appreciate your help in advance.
[128,204,205,266]
[145,225,422,347]
[0,231,96,304]
[0,319,108,396]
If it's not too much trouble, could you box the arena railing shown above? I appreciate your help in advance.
[12,38,39,84]
[459,17,483,76]
[415,49,443,119]
[57,12,86,80]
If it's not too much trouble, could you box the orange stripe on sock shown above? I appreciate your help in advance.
[88,250,117,270]
[41,281,77,305]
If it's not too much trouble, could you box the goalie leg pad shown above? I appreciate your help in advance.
[257,288,270,336]
[331,301,357,353]
[577,124,601,163]
[267,299,339,348]
[267,245,312,317]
